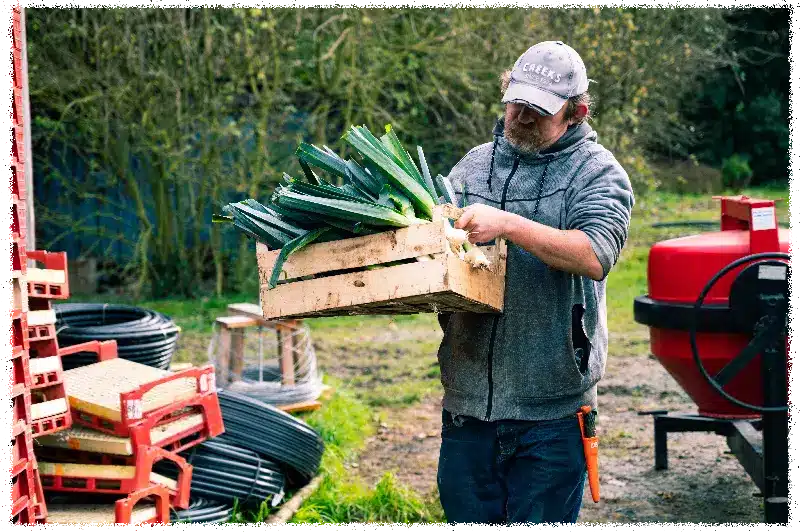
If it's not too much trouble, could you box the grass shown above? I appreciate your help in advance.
[69,186,788,523]
[294,381,444,523]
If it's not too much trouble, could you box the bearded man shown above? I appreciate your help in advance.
[436,41,635,524]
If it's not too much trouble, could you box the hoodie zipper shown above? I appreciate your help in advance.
[484,154,520,421]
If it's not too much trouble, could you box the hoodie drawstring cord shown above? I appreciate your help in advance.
[531,162,550,220]
[487,135,499,193]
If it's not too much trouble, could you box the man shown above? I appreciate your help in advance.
[436,41,635,524]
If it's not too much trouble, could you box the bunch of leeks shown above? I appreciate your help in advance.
[214,124,487,288]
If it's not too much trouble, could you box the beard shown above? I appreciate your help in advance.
[504,116,549,154]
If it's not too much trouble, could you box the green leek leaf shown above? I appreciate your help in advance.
[268,227,330,289]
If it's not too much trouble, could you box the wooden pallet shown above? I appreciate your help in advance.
[257,208,507,320]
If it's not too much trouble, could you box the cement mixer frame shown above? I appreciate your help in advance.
[634,196,789,525]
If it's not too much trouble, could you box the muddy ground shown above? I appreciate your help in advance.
[340,340,764,524]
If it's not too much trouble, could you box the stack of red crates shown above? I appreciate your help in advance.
[11,6,50,523]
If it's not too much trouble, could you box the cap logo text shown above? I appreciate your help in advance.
[521,62,561,83]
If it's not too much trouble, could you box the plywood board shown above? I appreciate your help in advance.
[31,398,68,420]
[29,356,62,375]
[39,462,135,480]
[26,267,66,284]
[169,362,194,372]
[216,315,260,329]
[64,359,197,422]
[35,425,133,456]
[35,413,204,456]
[256,220,449,282]
[150,413,204,445]
[38,462,177,490]
[46,503,157,524]
[227,302,264,318]
[27,309,56,326]
[277,400,322,414]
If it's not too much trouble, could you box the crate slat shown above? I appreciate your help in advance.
[258,221,450,283]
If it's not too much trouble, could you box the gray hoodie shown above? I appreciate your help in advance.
[437,119,634,422]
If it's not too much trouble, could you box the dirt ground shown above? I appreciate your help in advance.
[352,350,764,524]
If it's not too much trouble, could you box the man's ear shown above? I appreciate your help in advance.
[570,103,588,125]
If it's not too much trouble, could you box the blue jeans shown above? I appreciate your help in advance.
[437,409,587,524]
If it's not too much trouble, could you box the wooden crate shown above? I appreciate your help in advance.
[257,209,507,320]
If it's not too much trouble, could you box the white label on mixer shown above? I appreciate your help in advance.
[751,207,776,231]
[199,374,208,392]
[759,264,787,281]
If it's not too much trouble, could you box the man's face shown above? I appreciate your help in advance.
[503,101,571,154]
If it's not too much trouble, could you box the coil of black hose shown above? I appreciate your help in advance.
[170,498,233,524]
[53,303,180,370]
[216,390,324,484]
[156,440,286,508]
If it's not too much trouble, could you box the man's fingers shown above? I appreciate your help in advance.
[454,209,475,230]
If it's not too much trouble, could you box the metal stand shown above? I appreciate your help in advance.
[760,329,788,523]
[640,408,785,523]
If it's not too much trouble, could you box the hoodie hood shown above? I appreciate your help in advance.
[487,117,596,192]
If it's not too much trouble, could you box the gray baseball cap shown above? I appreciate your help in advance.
[502,41,589,116]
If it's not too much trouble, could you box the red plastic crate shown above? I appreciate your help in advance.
[13,46,23,88]
[11,349,32,388]
[28,323,58,343]
[13,275,28,312]
[12,384,31,425]
[12,12,21,50]
[31,411,72,437]
[12,201,26,239]
[30,337,60,359]
[56,339,119,361]
[8,497,36,528]
[69,365,224,454]
[26,250,71,299]
[30,380,72,437]
[48,485,170,528]
[12,422,36,478]
[39,445,192,510]
[12,312,29,350]
[32,467,48,523]
[29,355,66,390]
[12,461,35,507]
[12,239,27,275]
[12,126,25,164]
[12,158,26,199]
[13,88,23,126]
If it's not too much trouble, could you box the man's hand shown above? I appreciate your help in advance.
[455,203,604,280]
[454,204,512,244]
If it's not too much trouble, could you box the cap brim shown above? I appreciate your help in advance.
[501,82,566,116]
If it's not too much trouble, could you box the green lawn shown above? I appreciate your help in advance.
[71,186,788,523]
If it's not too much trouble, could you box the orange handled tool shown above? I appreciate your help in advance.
[577,405,600,503]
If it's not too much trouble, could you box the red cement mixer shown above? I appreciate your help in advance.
[633,195,789,524]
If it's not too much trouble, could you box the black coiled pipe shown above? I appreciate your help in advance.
[157,440,286,509]
[170,498,233,524]
[216,390,324,485]
[53,303,180,370]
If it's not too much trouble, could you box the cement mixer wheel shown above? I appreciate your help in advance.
[689,252,789,413]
